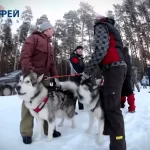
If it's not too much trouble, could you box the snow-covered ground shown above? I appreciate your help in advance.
[0,87,150,150]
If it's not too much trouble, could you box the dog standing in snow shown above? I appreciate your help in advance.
[15,71,78,142]
[77,78,104,144]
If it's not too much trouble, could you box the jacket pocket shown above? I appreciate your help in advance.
[33,47,48,64]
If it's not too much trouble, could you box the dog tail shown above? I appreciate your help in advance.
[60,81,78,96]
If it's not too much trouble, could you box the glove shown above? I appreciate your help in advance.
[80,72,90,83]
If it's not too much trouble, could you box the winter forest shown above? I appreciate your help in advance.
[0,0,150,79]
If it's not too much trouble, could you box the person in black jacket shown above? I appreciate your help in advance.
[121,46,136,113]
[69,46,85,112]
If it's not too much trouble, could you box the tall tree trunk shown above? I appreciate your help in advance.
[0,42,4,59]
[14,44,19,70]
[81,22,84,45]
[88,29,91,53]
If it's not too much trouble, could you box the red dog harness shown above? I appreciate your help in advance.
[100,79,104,86]
[33,96,49,113]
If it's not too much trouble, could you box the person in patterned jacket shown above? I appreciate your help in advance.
[81,16,127,150]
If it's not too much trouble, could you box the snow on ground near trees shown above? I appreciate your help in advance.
[0,87,150,150]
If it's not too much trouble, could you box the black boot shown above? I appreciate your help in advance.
[121,101,125,108]
[53,130,61,138]
[78,101,84,110]
[22,136,32,144]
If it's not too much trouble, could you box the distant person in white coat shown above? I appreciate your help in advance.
[142,76,147,89]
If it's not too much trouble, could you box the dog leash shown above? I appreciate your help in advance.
[43,74,81,80]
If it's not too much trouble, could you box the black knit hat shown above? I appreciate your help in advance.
[75,46,83,51]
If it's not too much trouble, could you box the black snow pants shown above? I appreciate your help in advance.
[102,66,127,150]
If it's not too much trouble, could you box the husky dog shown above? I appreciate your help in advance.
[15,72,78,142]
[77,78,104,144]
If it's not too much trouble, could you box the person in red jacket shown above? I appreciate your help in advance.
[81,16,127,150]
[20,22,61,144]
[69,46,85,113]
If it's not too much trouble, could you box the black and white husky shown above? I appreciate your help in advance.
[15,72,78,142]
[77,78,104,144]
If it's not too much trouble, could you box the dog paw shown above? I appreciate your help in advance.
[85,129,91,134]
[58,124,63,127]
[71,124,76,129]
[47,136,53,142]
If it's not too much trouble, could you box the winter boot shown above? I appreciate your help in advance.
[53,130,61,138]
[121,96,126,108]
[78,101,84,110]
[22,136,32,144]
[127,94,136,112]
[45,130,61,138]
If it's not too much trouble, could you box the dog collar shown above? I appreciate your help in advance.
[100,79,104,86]
[33,96,49,113]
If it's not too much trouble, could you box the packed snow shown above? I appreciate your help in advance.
[0,86,150,150]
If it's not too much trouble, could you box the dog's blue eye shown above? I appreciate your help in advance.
[26,81,30,83]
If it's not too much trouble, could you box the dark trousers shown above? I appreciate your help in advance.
[121,76,133,96]
[102,66,126,150]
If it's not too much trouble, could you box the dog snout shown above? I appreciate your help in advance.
[16,85,21,92]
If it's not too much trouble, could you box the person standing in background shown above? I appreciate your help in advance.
[121,47,136,113]
[131,66,140,92]
[69,46,85,114]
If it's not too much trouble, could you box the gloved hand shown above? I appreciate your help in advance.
[80,72,90,83]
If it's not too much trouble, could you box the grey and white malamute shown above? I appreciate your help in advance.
[77,78,104,144]
[15,72,78,142]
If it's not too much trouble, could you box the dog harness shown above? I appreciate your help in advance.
[100,79,104,86]
[33,96,49,113]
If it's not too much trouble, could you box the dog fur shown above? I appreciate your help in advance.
[77,78,104,145]
[16,72,78,142]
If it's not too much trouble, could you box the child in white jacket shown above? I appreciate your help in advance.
[142,76,147,89]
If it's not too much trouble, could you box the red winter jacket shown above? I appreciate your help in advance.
[20,30,57,76]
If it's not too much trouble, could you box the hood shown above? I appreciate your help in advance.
[31,30,52,42]
[32,30,42,35]
[95,17,115,26]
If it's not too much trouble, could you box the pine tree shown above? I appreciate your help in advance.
[14,6,33,70]
[36,14,49,25]
[77,2,96,53]
[0,18,13,75]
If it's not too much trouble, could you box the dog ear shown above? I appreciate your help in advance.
[37,74,44,82]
